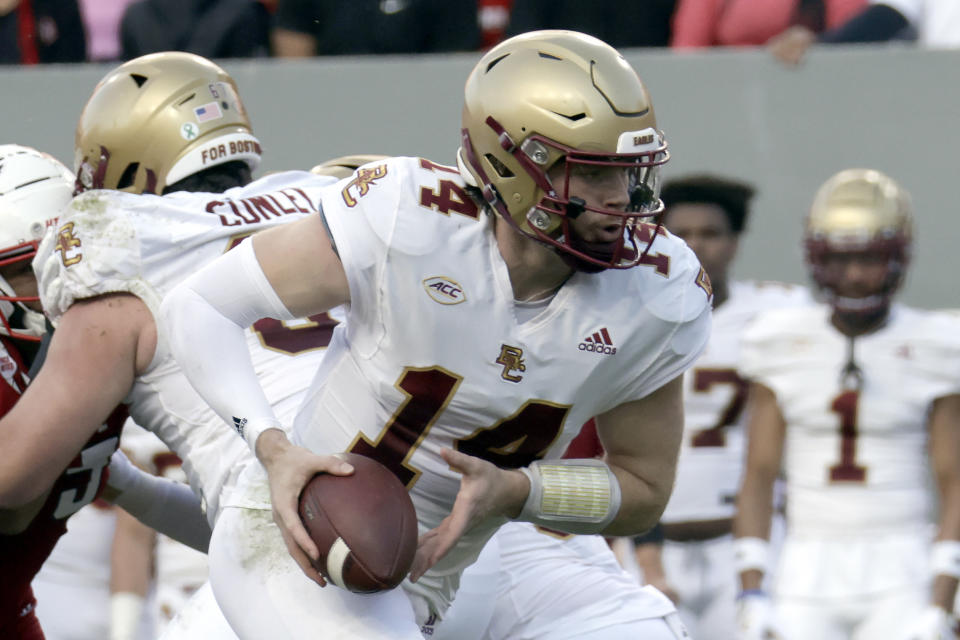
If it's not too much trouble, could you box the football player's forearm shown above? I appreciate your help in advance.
[160,240,295,453]
[733,477,776,541]
[733,475,776,590]
[601,462,670,536]
[932,574,959,612]
[107,450,211,552]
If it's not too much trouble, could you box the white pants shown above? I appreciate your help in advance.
[159,582,238,640]
[481,523,690,640]
[661,535,737,640]
[776,589,928,640]
[772,529,931,640]
[208,506,423,640]
[429,534,501,639]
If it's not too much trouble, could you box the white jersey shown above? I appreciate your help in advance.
[283,156,712,608]
[662,280,810,523]
[740,303,960,534]
[483,523,677,638]
[35,172,338,522]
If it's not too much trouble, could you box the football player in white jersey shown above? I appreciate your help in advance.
[631,175,810,639]
[733,169,960,640]
[160,30,712,639]
[0,144,211,640]
[297,157,690,640]
[0,53,343,639]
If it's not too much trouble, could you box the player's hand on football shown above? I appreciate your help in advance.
[255,429,354,587]
[410,448,528,582]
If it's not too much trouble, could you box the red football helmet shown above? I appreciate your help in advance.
[0,145,74,341]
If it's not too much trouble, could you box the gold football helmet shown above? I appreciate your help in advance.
[75,52,261,194]
[804,168,912,315]
[458,30,669,271]
[310,155,390,180]
[0,145,75,341]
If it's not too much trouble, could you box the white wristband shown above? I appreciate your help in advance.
[931,540,960,579]
[517,458,621,535]
[110,592,145,640]
[231,416,283,454]
[733,536,770,574]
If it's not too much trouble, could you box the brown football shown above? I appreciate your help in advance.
[297,453,418,593]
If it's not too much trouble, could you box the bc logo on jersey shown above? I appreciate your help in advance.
[55,222,83,266]
[496,344,526,382]
[341,164,388,207]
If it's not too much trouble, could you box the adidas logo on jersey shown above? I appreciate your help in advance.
[232,416,247,438]
[579,328,617,355]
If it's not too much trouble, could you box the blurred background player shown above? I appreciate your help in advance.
[733,169,960,640]
[0,144,208,640]
[631,175,809,639]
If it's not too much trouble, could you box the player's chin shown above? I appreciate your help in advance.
[560,236,621,273]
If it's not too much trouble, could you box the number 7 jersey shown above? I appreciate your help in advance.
[661,280,811,524]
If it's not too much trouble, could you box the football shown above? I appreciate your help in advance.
[297,452,418,593]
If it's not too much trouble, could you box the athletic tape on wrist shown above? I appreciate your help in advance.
[733,536,770,574]
[931,540,960,579]
[517,459,621,535]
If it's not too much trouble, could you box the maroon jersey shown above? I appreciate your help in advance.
[0,336,126,637]
[563,419,604,459]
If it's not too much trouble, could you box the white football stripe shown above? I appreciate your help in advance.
[327,537,351,590]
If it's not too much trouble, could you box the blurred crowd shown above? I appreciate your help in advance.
[1,0,957,66]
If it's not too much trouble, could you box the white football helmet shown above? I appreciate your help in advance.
[0,145,74,341]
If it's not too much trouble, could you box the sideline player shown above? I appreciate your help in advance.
[161,30,712,638]
[631,175,809,639]
[733,169,960,639]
